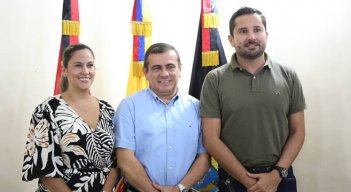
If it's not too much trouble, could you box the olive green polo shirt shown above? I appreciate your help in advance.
[200,53,306,167]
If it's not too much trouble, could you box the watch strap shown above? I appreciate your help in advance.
[177,183,187,192]
[274,165,288,178]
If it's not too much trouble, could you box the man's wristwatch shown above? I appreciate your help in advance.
[177,183,188,192]
[274,166,288,179]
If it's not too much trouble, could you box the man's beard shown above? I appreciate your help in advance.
[236,41,266,60]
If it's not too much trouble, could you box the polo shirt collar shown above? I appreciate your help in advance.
[229,52,273,71]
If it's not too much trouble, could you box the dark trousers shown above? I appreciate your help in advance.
[218,166,297,192]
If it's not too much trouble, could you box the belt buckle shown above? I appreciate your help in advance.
[247,165,273,173]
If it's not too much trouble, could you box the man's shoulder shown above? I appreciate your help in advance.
[181,94,199,103]
[178,93,200,107]
[266,55,294,71]
[118,89,149,107]
[125,88,150,100]
[269,59,298,77]
[212,62,232,72]
[206,63,232,79]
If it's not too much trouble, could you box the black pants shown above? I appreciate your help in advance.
[218,166,297,192]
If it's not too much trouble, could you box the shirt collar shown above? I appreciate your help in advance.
[147,88,180,105]
[229,52,272,71]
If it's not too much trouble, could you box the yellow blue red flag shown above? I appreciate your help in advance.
[126,0,152,96]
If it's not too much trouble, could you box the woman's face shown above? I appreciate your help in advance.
[63,49,96,92]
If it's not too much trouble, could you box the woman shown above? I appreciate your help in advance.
[22,43,118,192]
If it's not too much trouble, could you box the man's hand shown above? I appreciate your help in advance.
[246,171,281,192]
[152,183,179,192]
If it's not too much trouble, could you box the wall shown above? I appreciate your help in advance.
[0,0,350,191]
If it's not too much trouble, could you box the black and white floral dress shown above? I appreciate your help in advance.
[22,96,117,192]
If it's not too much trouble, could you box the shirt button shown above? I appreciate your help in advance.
[169,145,172,149]
[169,166,173,170]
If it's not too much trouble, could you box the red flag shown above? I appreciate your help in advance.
[115,177,126,192]
[54,0,80,95]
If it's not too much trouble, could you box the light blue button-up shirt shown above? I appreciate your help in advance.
[114,88,206,186]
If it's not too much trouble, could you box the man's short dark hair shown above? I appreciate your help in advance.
[143,42,181,70]
[229,6,267,36]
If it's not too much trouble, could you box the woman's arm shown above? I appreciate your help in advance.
[41,177,72,192]
[102,167,119,192]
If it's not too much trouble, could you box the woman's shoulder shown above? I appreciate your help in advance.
[34,96,61,109]
[97,98,115,111]
[29,96,63,120]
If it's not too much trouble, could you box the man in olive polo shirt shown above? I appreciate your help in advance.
[200,6,306,192]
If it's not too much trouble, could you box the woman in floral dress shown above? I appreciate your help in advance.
[22,43,118,192]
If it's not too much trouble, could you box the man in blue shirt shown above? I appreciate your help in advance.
[114,43,209,192]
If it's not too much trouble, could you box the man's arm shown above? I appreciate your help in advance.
[179,152,210,188]
[247,111,305,192]
[202,117,257,188]
[153,153,209,192]
[117,148,159,192]
[41,177,72,192]
[276,110,305,168]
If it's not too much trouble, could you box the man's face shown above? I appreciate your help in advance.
[228,13,268,60]
[144,50,181,100]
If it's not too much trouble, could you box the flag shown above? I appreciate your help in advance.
[115,177,126,192]
[188,0,227,100]
[54,0,80,95]
[126,0,152,96]
[190,1,226,191]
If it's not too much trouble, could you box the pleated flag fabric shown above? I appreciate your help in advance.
[188,0,227,100]
[126,0,152,96]
[54,0,80,95]
[190,1,226,191]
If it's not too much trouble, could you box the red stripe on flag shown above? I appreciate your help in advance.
[54,42,63,95]
[132,0,137,21]
[133,36,139,61]
[203,0,212,13]
[70,0,80,20]
[201,0,211,51]
[202,28,210,52]
[69,36,79,44]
